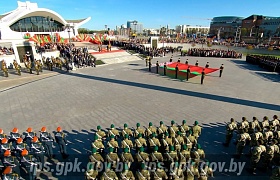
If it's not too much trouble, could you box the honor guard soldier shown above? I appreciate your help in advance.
[223,118,237,147]
[261,116,270,131]
[23,127,36,146]
[186,66,191,81]
[14,138,29,156]
[205,62,209,68]
[9,128,21,146]
[122,123,133,138]
[157,121,168,138]
[271,115,279,130]
[136,163,150,180]
[39,127,54,159]
[107,135,119,152]
[148,59,152,72]
[54,127,69,159]
[2,150,21,176]
[145,122,157,138]
[0,129,7,141]
[30,136,45,170]
[156,61,159,74]
[262,139,278,171]
[249,140,266,175]
[85,163,99,180]
[1,138,12,155]
[105,147,119,170]
[35,60,40,75]
[133,123,145,138]
[96,126,106,140]
[152,163,168,180]
[200,69,205,84]
[121,134,133,150]
[135,146,149,163]
[119,163,135,180]
[192,121,202,139]
[239,117,249,133]
[199,162,214,180]
[219,64,224,77]
[163,62,167,75]
[169,120,178,138]
[187,130,197,150]
[175,64,179,79]
[191,144,205,164]
[173,131,184,151]
[2,166,20,180]
[179,144,191,162]
[184,162,200,180]
[108,124,119,138]
[1,60,9,77]
[195,60,199,66]
[150,146,163,162]
[161,132,173,152]
[235,129,251,159]
[148,133,161,152]
[169,162,184,180]
[20,149,37,180]
[120,147,134,168]
[134,134,147,150]
[91,135,104,153]
[89,148,104,169]
[179,120,189,136]
[13,60,21,76]
[164,146,178,163]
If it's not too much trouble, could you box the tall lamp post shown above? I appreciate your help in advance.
[63,24,75,70]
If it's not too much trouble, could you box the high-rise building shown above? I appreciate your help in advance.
[127,21,143,34]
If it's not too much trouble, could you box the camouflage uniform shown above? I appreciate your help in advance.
[122,124,133,138]
[135,147,149,163]
[169,121,179,138]
[179,120,190,136]
[161,132,173,152]
[96,126,106,139]
[105,147,120,169]
[223,118,237,146]
[133,123,145,138]
[157,121,168,138]
[192,121,202,139]
[134,134,147,150]
[145,122,157,138]
[150,146,163,162]
[236,130,251,158]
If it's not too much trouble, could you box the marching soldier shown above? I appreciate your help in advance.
[198,162,214,180]
[249,140,266,175]
[150,146,163,162]
[13,60,21,76]
[39,60,43,72]
[105,147,119,169]
[122,123,133,138]
[179,144,191,162]
[145,122,157,138]
[108,124,120,138]
[263,127,274,143]
[187,130,197,150]
[107,135,119,152]
[120,147,134,168]
[21,149,38,180]
[271,115,279,131]
[161,132,173,152]
[157,121,168,138]
[156,61,159,74]
[0,128,7,141]
[1,60,9,77]
[2,166,20,180]
[164,146,178,163]
[192,121,202,139]
[261,116,270,131]
[136,163,150,180]
[191,144,205,164]
[1,138,13,155]
[121,134,133,150]
[2,150,21,176]
[252,117,262,132]
[25,59,32,74]
[152,163,168,180]
[179,120,189,136]
[184,162,200,180]
[239,117,249,133]
[223,118,237,147]
[89,148,104,169]
[30,136,45,170]
[14,137,29,156]
[23,127,36,146]
[85,163,99,180]
[148,133,161,152]
[134,134,147,150]
[133,123,145,138]
[54,127,69,159]
[135,147,149,163]
[262,139,278,171]
[169,120,178,138]
[91,135,104,152]
[235,129,251,158]
[35,60,40,75]
[200,69,205,84]
[119,163,135,180]
[9,128,21,146]
[39,126,54,159]
[163,62,167,75]
[95,125,106,140]
[173,131,184,152]
[169,162,184,180]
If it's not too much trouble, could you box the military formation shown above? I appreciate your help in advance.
[86,120,214,180]
[0,126,68,179]
[223,115,280,177]
[246,55,280,73]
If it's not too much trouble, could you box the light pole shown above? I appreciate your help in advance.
[63,24,75,70]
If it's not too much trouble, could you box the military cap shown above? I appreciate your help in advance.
[230,118,234,122]
[136,123,140,127]
[140,146,144,152]
[182,120,186,124]
[107,163,111,169]
[171,120,175,125]
[97,125,101,130]
[124,123,128,128]
[160,121,164,125]
[149,122,153,126]
[189,130,193,135]
[124,147,129,153]
[111,124,114,128]
[165,132,169,136]
[174,162,179,167]
[263,116,268,120]
[92,148,97,153]
[177,131,181,135]
[94,135,98,140]
[206,161,210,166]
[124,134,128,139]
[110,135,114,139]
[109,147,114,152]
[182,144,187,150]
[138,134,142,138]
[194,121,199,125]
[242,117,246,121]
[124,163,129,170]
[152,133,156,137]
[170,146,175,151]
[197,144,201,149]
[154,146,158,151]
[141,163,145,169]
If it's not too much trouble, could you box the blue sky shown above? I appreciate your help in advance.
[1,0,280,30]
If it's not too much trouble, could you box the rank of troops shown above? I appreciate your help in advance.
[246,55,280,73]
[223,115,280,177]
[187,48,242,59]
[0,126,68,179]
[86,120,214,180]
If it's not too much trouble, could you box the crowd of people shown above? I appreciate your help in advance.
[0,46,14,55]
[0,126,68,179]
[246,55,280,72]
[187,48,242,58]
[86,120,215,179]
[223,115,280,177]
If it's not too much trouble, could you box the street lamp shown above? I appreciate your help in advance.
[63,24,75,70]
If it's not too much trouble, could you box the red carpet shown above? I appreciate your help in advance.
[90,49,125,55]
[165,62,219,75]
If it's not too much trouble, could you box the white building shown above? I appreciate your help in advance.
[175,25,210,37]
[0,1,91,40]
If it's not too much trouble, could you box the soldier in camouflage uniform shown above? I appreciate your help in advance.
[107,135,119,152]
[133,123,145,138]
[89,148,104,169]
[145,122,157,138]
[122,123,133,138]
[169,120,178,138]
[121,134,133,150]
[148,133,161,152]
[261,116,270,131]
[101,163,119,180]
[179,120,189,136]
[152,162,168,180]
[248,140,266,174]
[164,146,178,163]
[271,115,279,131]
[120,147,134,168]
[223,118,237,147]
[235,129,251,158]
[173,131,184,152]
[157,121,168,138]
[150,146,163,162]
[119,163,135,180]
[179,144,190,162]
[91,135,105,153]
[105,147,120,169]
[108,124,120,138]
[270,166,280,180]
[252,117,262,132]
[198,162,214,180]
[262,139,278,171]
[96,125,106,140]
[136,163,150,180]
[135,146,149,163]
[134,134,147,150]
[192,121,202,139]
[161,132,173,152]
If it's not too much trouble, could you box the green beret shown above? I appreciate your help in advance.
[197,144,201,149]
[138,134,142,138]
[124,134,128,139]
[140,146,144,152]
[177,131,181,135]
[160,121,163,125]
[194,121,198,125]
[183,120,186,124]
[94,135,98,140]
[165,132,169,136]
[174,162,179,167]
[152,133,156,137]
[189,130,193,135]
[109,147,114,152]
[124,163,129,170]
[182,144,187,150]
[111,124,114,128]
[141,163,145,169]
[97,125,101,130]
[136,123,140,127]
[157,162,162,168]
[107,163,111,169]
[149,122,153,126]
[171,120,175,124]
[124,147,129,153]
[170,146,174,151]
[154,146,158,151]
[92,148,97,153]
[110,135,114,139]
[124,123,128,128]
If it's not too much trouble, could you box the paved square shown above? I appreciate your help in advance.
[0,52,279,179]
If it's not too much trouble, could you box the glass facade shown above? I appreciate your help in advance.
[9,16,64,32]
